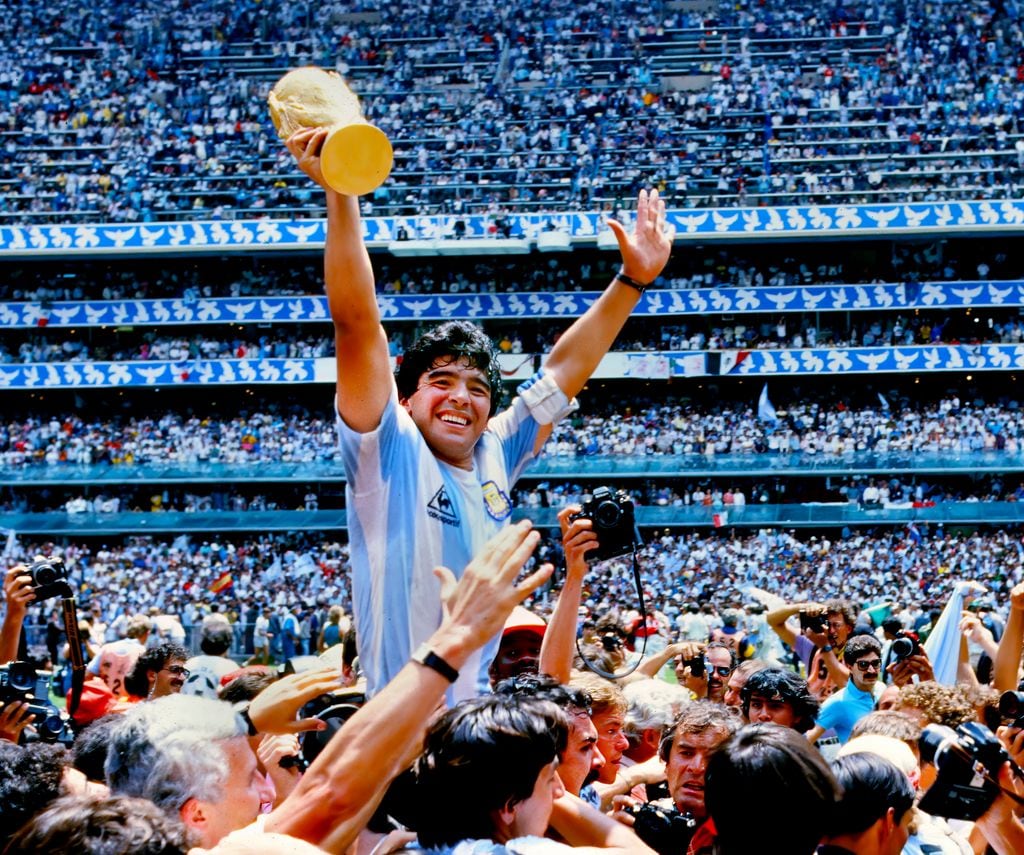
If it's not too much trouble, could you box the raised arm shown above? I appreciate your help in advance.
[265,520,553,852]
[1,566,34,666]
[287,128,392,433]
[537,190,673,444]
[539,507,597,683]
[766,602,805,651]
[994,582,1024,693]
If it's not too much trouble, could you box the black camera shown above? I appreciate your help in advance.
[917,722,1007,820]
[600,632,624,653]
[568,487,640,562]
[681,655,705,679]
[890,630,921,662]
[0,662,72,744]
[999,690,1024,728]
[627,802,697,855]
[26,557,71,602]
[799,609,827,634]
[297,688,366,767]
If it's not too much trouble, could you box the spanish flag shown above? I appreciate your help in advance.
[209,571,233,594]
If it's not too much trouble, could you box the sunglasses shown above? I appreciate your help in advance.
[704,661,734,678]
[163,665,190,677]
[854,659,882,672]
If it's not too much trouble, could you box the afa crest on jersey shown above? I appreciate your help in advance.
[481,481,511,521]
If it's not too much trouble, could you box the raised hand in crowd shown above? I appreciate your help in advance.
[994,580,1024,693]
[886,651,935,687]
[0,700,35,744]
[1,564,35,666]
[539,506,598,683]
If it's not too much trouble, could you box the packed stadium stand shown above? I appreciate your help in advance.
[3,0,1024,655]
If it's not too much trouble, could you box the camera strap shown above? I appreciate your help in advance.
[576,549,650,680]
[61,595,86,715]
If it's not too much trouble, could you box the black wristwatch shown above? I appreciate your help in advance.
[234,702,259,736]
[411,643,459,683]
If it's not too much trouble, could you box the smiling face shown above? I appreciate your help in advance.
[150,658,188,697]
[401,357,492,470]
[705,647,734,703]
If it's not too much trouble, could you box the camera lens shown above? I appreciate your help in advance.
[7,663,35,693]
[891,638,914,659]
[919,723,957,766]
[593,499,622,529]
[999,691,1024,719]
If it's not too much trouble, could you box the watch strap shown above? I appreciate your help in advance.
[411,643,459,683]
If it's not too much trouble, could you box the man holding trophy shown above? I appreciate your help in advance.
[274,67,675,701]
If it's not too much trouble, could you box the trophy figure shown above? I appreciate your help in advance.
[268,66,393,196]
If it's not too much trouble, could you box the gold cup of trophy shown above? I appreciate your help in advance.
[268,66,393,196]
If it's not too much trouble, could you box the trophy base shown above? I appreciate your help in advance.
[321,124,394,197]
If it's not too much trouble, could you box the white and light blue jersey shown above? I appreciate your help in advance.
[338,370,572,701]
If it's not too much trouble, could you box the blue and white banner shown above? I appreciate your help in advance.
[2,281,1021,329]
[721,344,1024,377]
[0,344,1017,388]
[3,200,1024,257]
[0,359,322,389]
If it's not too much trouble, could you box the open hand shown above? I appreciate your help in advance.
[606,188,675,286]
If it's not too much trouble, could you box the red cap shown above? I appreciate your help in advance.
[502,606,546,638]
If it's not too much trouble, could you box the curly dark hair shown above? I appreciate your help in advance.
[0,741,69,845]
[741,667,820,734]
[124,642,189,698]
[395,320,503,416]
[494,672,592,715]
[4,793,192,854]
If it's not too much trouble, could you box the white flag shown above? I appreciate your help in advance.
[758,383,778,423]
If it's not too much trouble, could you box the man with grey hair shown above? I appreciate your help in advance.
[106,694,277,848]
[623,680,691,766]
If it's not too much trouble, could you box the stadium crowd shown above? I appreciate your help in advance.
[3,0,1024,220]
[5,392,1024,468]
[0,240,1011,304]
[6,308,1024,366]
[3,518,1024,852]
[1,522,1021,662]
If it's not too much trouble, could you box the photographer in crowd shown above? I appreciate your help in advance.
[767,598,857,699]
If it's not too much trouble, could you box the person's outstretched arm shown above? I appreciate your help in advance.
[287,128,391,434]
[0,566,34,666]
[539,507,597,683]
[535,188,674,450]
[994,582,1024,693]
[265,520,553,852]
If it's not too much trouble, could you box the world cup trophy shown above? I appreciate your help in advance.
[268,67,393,196]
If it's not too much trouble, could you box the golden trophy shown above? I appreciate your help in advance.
[268,67,393,196]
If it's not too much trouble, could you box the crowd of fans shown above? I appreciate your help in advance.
[0,240,1012,305]
[7,308,1024,367]
[2,517,1024,851]
[5,392,1024,469]
[1,522,1021,663]
[3,0,1024,221]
